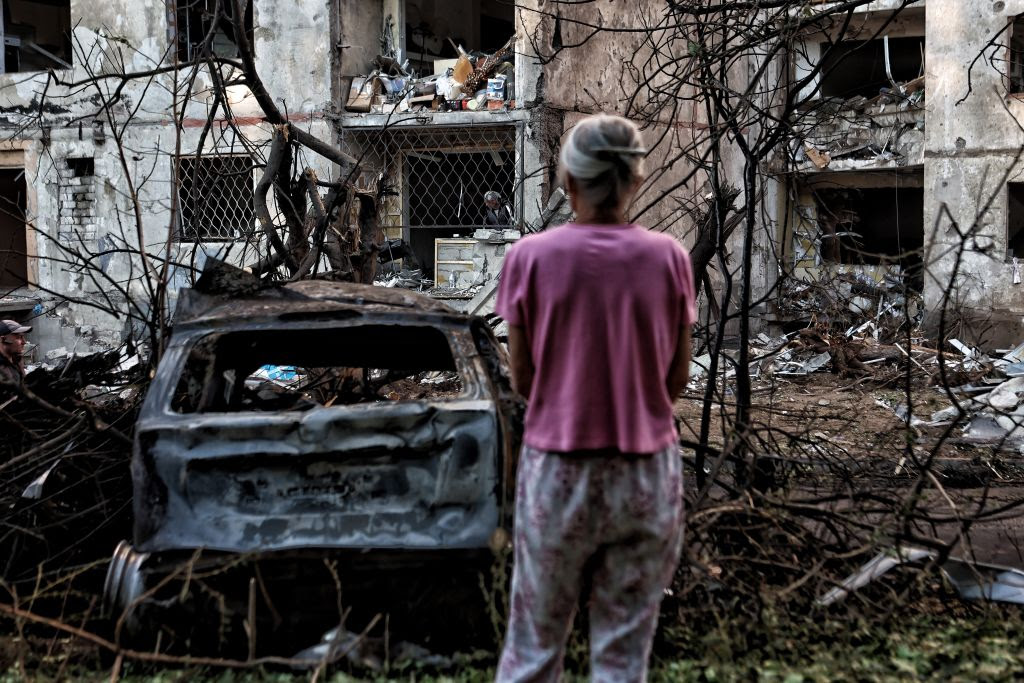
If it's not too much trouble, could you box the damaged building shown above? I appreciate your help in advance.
[3,0,1024,355]
[0,0,678,356]
[781,0,1024,346]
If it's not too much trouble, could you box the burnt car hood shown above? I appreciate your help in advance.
[134,398,502,554]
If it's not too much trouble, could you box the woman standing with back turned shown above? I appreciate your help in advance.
[495,114,695,683]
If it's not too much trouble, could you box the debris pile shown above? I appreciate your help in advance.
[375,267,433,290]
[923,340,1024,450]
[346,35,516,115]
[794,75,925,170]
[1,347,143,617]
[820,545,1024,607]
[779,269,921,335]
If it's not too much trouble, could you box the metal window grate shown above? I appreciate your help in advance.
[173,0,251,62]
[338,123,522,238]
[175,155,255,241]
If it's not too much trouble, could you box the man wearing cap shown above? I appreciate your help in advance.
[0,319,31,386]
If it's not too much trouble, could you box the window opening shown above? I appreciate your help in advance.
[0,0,72,73]
[1011,16,1024,93]
[0,168,27,289]
[175,155,255,242]
[340,125,518,276]
[813,185,924,286]
[818,37,925,99]
[172,325,464,413]
[1007,182,1024,258]
[68,157,94,178]
[174,0,252,63]
[404,0,514,75]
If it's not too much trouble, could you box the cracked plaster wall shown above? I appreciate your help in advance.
[924,0,1024,339]
[0,0,336,356]
[517,0,772,326]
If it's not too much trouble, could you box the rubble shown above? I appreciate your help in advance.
[794,75,925,171]
[346,35,516,115]
[819,546,1024,607]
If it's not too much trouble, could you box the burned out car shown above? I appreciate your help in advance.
[105,280,523,656]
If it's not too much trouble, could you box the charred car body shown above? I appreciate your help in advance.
[105,280,522,655]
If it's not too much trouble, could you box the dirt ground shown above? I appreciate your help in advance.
[674,371,1024,567]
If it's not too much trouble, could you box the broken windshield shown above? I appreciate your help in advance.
[171,324,464,413]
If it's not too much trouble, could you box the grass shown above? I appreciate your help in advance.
[6,606,1024,682]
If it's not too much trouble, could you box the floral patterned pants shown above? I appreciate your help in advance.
[496,444,684,683]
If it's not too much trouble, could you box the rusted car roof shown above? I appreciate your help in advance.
[175,280,458,327]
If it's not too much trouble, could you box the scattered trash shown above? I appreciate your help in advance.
[346,34,516,114]
[819,546,1024,607]
[292,625,454,671]
[777,351,832,377]
[689,354,712,382]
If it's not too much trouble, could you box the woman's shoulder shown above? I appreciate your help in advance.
[630,225,690,253]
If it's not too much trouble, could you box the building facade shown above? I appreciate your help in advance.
[5,0,1020,357]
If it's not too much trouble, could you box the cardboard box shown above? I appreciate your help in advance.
[433,58,458,75]
[345,77,378,112]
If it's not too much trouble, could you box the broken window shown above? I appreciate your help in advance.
[68,157,93,177]
[813,185,924,281]
[0,0,72,73]
[1007,182,1024,258]
[339,125,518,275]
[175,155,255,241]
[171,325,464,413]
[173,0,252,63]
[404,0,514,75]
[818,37,924,99]
[0,168,26,289]
[1011,15,1024,93]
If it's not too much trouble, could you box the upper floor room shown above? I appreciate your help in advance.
[338,0,520,119]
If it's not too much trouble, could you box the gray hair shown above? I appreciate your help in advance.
[484,190,501,202]
[558,114,646,212]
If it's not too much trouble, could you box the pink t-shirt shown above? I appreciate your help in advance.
[496,223,696,453]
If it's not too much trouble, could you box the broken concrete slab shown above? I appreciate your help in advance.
[929,405,961,424]
[979,377,1024,411]
[965,414,1011,441]
[689,354,713,382]
[777,351,832,377]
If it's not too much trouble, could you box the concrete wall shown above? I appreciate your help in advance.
[925,0,1024,338]
[339,0,383,80]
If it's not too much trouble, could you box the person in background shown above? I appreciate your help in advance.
[0,318,31,386]
[495,114,696,683]
[483,190,512,228]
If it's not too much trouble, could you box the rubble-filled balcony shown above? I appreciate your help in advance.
[337,122,524,309]
[790,76,925,173]
[339,0,518,121]
[788,7,925,172]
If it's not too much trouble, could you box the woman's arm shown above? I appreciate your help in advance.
[666,323,691,400]
[507,324,534,398]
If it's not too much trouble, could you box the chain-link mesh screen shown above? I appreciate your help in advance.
[338,124,521,240]
[176,155,256,241]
